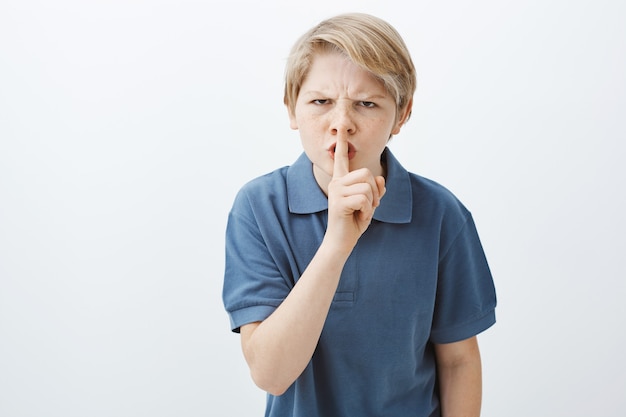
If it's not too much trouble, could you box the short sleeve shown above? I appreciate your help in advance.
[430,214,497,344]
[222,190,292,333]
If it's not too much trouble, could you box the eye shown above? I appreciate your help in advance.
[359,101,376,108]
[312,99,329,105]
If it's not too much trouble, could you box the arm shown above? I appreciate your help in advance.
[240,241,350,396]
[434,336,483,417]
[240,135,385,396]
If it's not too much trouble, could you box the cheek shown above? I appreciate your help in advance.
[298,115,325,133]
[296,121,324,147]
[366,117,396,137]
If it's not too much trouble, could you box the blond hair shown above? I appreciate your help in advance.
[284,13,416,121]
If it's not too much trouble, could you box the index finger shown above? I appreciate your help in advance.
[333,135,350,178]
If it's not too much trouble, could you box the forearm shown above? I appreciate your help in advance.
[242,238,351,395]
[438,360,482,416]
[436,338,483,417]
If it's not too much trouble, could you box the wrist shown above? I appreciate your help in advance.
[318,235,354,264]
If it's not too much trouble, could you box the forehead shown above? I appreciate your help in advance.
[300,51,388,97]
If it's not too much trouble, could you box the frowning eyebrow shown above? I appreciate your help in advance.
[300,90,389,101]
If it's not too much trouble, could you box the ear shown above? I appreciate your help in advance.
[391,98,413,135]
[286,103,299,130]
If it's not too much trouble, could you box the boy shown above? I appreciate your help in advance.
[223,13,496,417]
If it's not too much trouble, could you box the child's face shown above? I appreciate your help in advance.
[289,51,409,191]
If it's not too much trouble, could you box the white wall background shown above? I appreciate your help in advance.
[1,0,624,416]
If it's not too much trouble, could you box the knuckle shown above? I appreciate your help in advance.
[356,194,370,208]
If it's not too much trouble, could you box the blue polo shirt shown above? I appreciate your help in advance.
[223,148,496,417]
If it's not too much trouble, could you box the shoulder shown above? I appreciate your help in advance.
[408,172,471,225]
[231,166,290,213]
[239,166,289,195]
[409,173,460,203]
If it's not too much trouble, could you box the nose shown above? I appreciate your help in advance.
[329,102,356,136]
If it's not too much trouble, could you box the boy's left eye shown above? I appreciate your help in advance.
[360,101,376,108]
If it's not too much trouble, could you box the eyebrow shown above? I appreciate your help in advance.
[301,90,389,100]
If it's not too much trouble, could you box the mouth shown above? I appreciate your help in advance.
[329,142,356,160]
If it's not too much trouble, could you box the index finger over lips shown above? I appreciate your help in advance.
[333,135,350,178]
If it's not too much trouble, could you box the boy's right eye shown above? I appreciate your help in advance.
[312,99,329,105]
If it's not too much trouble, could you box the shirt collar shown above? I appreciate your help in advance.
[287,148,413,224]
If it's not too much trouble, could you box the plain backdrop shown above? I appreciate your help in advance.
[1,0,625,416]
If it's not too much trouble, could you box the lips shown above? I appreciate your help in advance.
[329,142,356,160]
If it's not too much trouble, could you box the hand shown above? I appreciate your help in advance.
[325,135,386,252]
